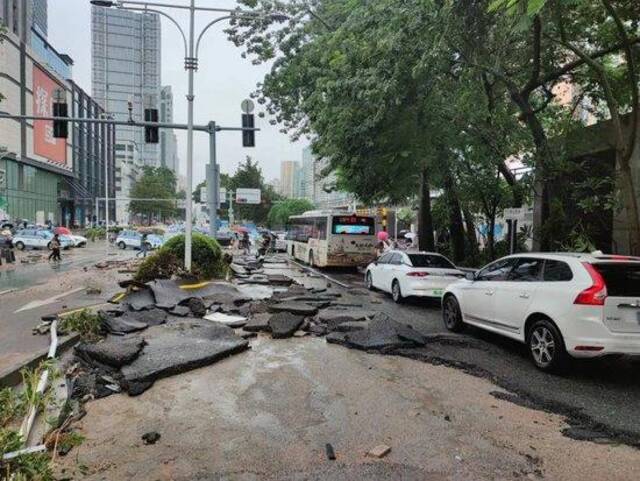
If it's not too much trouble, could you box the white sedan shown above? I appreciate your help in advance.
[365,250,464,302]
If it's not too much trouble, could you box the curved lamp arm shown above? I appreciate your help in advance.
[195,15,235,60]
[118,5,188,59]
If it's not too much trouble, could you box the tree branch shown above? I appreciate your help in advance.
[524,15,542,93]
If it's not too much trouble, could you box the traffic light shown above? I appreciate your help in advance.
[242,113,255,147]
[144,108,159,143]
[52,101,68,138]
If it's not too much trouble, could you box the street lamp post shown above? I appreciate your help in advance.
[90,0,287,272]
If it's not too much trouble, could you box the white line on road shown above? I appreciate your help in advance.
[288,259,352,289]
[14,287,87,313]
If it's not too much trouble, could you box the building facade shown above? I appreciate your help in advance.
[279,160,298,198]
[31,0,47,37]
[0,1,115,226]
[159,85,178,174]
[91,6,161,169]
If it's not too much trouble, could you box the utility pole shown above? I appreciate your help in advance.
[90,1,286,272]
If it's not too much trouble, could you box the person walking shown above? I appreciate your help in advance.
[137,233,150,258]
[48,234,61,262]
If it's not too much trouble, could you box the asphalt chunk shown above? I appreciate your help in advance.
[269,312,305,339]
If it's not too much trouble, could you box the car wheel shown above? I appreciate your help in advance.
[118,241,126,250]
[527,319,567,372]
[15,241,25,251]
[442,295,465,332]
[365,271,374,290]
[391,280,403,303]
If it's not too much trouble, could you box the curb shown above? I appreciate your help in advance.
[0,333,80,388]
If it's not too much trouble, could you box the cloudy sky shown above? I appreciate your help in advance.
[49,0,307,185]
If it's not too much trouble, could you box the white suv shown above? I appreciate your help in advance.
[442,253,640,371]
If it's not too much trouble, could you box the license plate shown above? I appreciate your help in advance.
[433,289,443,297]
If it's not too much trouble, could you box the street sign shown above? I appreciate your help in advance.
[200,186,207,203]
[219,187,227,205]
[241,99,255,114]
[235,188,261,204]
[503,207,529,221]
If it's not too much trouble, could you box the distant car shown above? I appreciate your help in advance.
[365,250,464,302]
[275,232,287,252]
[69,234,88,248]
[12,229,73,250]
[442,252,640,371]
[115,230,163,250]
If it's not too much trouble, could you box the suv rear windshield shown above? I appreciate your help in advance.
[408,254,455,269]
[593,263,640,297]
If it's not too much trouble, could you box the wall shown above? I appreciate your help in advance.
[1,157,58,222]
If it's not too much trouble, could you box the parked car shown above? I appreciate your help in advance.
[365,250,464,302]
[12,229,73,250]
[115,230,163,250]
[69,234,88,247]
[442,252,640,371]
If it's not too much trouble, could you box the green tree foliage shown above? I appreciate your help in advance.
[129,166,178,224]
[267,198,315,228]
[228,0,640,258]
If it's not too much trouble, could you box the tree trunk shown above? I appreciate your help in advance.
[443,170,465,263]
[418,166,435,251]
[487,214,496,260]
[509,89,551,251]
[463,209,478,258]
[619,157,640,254]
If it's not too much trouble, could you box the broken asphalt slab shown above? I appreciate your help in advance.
[326,315,427,352]
[269,302,319,316]
[243,313,272,333]
[269,312,305,339]
[149,280,246,310]
[121,320,249,390]
[75,337,146,368]
[101,312,149,334]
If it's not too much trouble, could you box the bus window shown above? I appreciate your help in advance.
[331,216,374,235]
[317,217,328,240]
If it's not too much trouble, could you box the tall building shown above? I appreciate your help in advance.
[31,0,47,37]
[159,86,179,174]
[305,150,355,210]
[91,6,161,169]
[279,160,298,198]
[0,2,115,226]
[299,146,315,201]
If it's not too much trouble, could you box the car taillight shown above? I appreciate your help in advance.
[574,262,607,306]
[407,272,429,277]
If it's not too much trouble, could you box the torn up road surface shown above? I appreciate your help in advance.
[58,336,640,481]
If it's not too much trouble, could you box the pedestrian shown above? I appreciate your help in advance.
[48,234,61,262]
[242,231,250,254]
[137,233,149,258]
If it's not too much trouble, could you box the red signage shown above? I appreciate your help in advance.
[33,66,67,166]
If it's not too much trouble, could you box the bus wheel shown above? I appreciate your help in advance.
[308,251,314,267]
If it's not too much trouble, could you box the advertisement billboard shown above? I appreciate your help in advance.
[33,66,67,166]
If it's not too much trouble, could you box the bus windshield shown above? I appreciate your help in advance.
[331,216,375,235]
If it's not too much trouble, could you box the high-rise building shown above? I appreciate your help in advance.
[279,160,298,198]
[0,2,115,226]
[299,146,315,201]
[31,0,47,37]
[91,6,161,169]
[160,86,179,174]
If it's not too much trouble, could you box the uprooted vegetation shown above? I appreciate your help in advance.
[58,309,104,341]
[135,233,227,283]
[0,362,68,481]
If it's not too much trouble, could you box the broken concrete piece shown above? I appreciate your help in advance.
[367,444,391,458]
[169,305,191,317]
[243,313,271,333]
[269,312,304,339]
[204,312,247,328]
[269,302,319,316]
[316,309,376,327]
[75,338,146,368]
[121,320,249,388]
[186,297,207,317]
[331,321,370,333]
[123,289,156,311]
[101,312,148,334]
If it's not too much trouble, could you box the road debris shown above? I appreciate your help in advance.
[325,443,336,460]
[141,431,161,445]
[367,444,391,458]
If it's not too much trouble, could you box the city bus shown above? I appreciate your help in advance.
[286,211,377,267]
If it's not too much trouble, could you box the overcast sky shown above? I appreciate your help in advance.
[49,0,307,186]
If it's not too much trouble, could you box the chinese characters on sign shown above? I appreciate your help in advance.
[32,66,67,166]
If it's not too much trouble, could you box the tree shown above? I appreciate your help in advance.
[129,166,178,224]
[267,198,314,228]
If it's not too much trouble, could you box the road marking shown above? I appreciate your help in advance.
[288,259,352,289]
[14,287,86,313]
[110,292,126,303]
[180,281,212,290]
